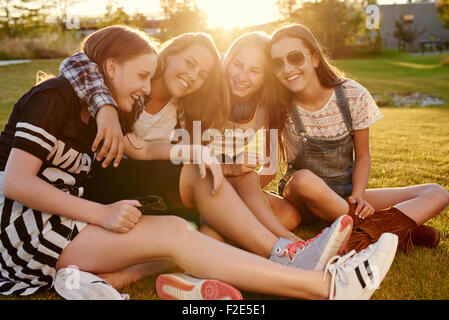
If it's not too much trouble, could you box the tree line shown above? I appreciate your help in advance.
[1,0,447,55]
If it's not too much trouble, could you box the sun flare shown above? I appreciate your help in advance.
[197,0,279,29]
[68,0,279,30]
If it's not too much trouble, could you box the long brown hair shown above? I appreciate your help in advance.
[222,32,291,165]
[269,24,348,173]
[153,32,229,135]
[81,25,158,134]
[269,24,346,89]
[223,31,290,132]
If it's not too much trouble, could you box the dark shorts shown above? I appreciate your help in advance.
[84,159,199,223]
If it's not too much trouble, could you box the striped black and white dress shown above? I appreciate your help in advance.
[0,77,97,295]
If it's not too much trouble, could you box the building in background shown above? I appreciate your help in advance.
[379,1,449,50]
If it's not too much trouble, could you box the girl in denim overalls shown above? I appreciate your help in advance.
[267,24,449,254]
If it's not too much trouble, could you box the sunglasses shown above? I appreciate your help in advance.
[132,195,168,215]
[270,51,307,73]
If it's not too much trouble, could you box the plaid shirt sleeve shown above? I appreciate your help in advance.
[59,52,118,118]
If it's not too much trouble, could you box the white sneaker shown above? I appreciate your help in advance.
[325,233,398,300]
[54,267,127,300]
[156,273,242,300]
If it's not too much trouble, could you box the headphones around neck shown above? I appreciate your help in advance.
[230,102,256,123]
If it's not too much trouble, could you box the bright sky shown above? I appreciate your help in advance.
[68,0,410,29]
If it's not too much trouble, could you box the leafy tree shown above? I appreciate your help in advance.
[129,12,148,28]
[276,0,299,21]
[436,0,449,28]
[283,0,366,56]
[159,0,208,39]
[9,0,52,36]
[393,18,426,51]
[99,0,130,27]
[0,0,15,37]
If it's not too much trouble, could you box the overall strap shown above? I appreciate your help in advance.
[289,103,306,136]
[334,83,354,136]
[288,103,307,173]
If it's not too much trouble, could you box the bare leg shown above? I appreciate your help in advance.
[56,215,330,299]
[284,169,349,222]
[97,261,175,289]
[198,222,226,243]
[227,172,301,242]
[364,184,449,225]
[264,191,302,231]
[178,165,278,257]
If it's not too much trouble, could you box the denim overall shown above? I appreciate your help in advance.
[279,84,354,198]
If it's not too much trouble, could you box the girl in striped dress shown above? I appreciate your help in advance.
[0,25,400,301]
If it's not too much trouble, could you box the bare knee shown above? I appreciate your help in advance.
[284,169,319,199]
[144,215,196,241]
[425,184,449,208]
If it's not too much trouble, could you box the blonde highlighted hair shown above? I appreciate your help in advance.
[222,31,291,132]
[154,32,229,135]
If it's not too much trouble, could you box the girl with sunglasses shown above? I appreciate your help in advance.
[267,24,449,254]
[56,29,379,298]
[0,25,400,301]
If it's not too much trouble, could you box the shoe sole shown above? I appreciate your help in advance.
[54,268,124,300]
[315,215,353,271]
[359,233,398,300]
[156,273,242,300]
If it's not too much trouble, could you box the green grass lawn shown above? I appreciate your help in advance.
[0,52,448,300]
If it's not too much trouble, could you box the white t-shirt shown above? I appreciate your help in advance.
[133,99,267,159]
[134,98,178,143]
[283,80,383,163]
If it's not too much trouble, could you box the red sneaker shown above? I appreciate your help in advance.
[156,273,242,300]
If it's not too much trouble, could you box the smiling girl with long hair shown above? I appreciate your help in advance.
[268,24,449,254]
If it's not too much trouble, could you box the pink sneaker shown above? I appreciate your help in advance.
[156,273,242,300]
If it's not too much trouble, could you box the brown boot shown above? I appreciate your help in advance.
[411,225,440,248]
[346,206,418,254]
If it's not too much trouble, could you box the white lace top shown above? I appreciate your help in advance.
[283,80,383,163]
[134,98,178,143]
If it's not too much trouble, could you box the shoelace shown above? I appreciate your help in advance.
[323,250,357,299]
[323,243,377,299]
[283,228,326,260]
